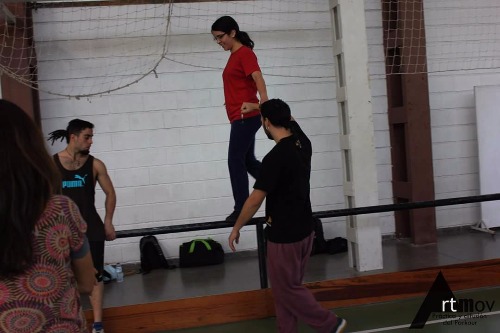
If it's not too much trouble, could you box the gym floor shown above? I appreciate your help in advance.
[82,227,499,332]
[161,286,500,332]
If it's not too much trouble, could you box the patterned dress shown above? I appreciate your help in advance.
[0,195,89,333]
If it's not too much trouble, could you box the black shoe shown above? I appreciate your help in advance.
[332,318,347,333]
[225,210,241,223]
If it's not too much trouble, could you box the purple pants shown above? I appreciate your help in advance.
[267,233,339,333]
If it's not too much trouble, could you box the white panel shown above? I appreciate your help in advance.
[474,85,500,228]
[334,0,383,271]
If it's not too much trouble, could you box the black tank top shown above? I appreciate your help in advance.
[53,154,105,241]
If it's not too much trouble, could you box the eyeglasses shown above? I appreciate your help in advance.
[213,33,226,42]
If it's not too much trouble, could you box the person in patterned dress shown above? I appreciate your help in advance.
[0,99,96,333]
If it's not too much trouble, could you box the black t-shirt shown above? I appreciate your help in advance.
[254,121,314,243]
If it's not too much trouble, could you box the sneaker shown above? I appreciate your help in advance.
[225,210,241,223]
[92,323,104,333]
[332,317,347,333]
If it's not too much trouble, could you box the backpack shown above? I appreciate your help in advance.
[311,217,328,255]
[139,235,175,274]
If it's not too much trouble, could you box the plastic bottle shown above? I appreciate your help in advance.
[115,263,124,283]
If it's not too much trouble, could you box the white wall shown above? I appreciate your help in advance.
[424,0,500,228]
[35,1,356,264]
[362,0,500,232]
[364,0,394,234]
[34,0,500,264]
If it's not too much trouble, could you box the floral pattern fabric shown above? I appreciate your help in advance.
[0,195,88,333]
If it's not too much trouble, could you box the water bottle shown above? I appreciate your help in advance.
[115,263,124,283]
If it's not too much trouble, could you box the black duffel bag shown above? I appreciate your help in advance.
[179,238,224,268]
[326,237,348,254]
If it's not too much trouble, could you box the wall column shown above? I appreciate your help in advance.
[382,0,436,245]
[329,0,383,271]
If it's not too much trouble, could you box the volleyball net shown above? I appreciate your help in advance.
[1,0,500,98]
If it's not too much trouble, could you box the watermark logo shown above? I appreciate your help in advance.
[410,271,494,329]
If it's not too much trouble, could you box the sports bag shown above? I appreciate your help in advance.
[139,235,175,274]
[326,237,348,254]
[179,238,224,268]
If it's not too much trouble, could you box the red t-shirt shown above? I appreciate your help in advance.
[222,46,261,123]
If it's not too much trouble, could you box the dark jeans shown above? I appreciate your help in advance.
[228,115,262,211]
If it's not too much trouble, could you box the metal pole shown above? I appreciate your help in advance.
[256,222,268,289]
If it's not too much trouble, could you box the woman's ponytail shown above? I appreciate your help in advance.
[236,31,255,49]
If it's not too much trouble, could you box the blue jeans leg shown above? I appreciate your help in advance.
[228,116,262,211]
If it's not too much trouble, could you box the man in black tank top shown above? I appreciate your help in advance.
[49,119,116,333]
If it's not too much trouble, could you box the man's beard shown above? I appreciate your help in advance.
[263,127,273,140]
[80,149,90,155]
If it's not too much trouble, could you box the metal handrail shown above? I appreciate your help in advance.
[116,193,500,288]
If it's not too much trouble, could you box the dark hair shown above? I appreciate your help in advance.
[0,99,61,277]
[211,15,255,49]
[260,99,292,129]
[47,118,94,145]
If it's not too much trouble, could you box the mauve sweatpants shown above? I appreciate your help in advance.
[267,233,339,333]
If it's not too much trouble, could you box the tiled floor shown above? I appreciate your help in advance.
[82,227,499,310]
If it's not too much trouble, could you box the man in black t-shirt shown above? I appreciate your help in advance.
[228,99,347,333]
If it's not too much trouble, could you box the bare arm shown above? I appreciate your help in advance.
[94,158,117,241]
[228,189,267,252]
[252,71,269,103]
[241,71,269,114]
[71,251,97,294]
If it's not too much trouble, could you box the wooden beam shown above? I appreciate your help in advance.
[0,4,16,25]
[85,288,275,333]
[85,259,500,332]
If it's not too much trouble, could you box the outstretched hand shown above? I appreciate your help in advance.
[228,229,240,252]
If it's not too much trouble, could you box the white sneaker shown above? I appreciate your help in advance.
[332,318,347,333]
[92,328,105,333]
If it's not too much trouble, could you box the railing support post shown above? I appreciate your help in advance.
[256,222,268,289]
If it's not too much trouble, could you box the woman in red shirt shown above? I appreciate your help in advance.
[211,16,269,222]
